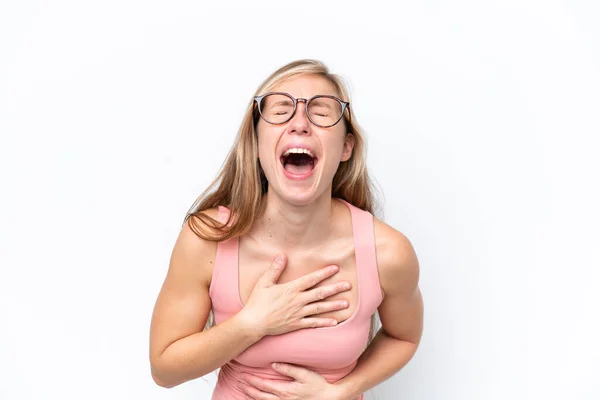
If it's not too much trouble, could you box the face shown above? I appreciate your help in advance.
[256,74,354,206]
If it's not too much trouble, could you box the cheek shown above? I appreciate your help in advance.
[256,132,277,168]
[323,136,346,159]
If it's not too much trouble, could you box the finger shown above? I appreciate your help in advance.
[301,280,352,303]
[241,380,279,400]
[291,265,339,292]
[259,253,287,287]
[300,317,340,328]
[301,299,349,317]
[243,373,287,396]
[272,362,311,381]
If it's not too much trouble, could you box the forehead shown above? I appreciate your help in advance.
[271,74,339,98]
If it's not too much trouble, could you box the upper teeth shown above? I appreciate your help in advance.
[283,148,314,158]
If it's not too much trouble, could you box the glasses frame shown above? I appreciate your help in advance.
[254,92,351,129]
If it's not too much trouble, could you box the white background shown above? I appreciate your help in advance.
[1,1,599,399]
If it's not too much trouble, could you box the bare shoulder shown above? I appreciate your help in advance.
[372,217,420,301]
[372,216,423,344]
[149,207,221,363]
[176,207,222,285]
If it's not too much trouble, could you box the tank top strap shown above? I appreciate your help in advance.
[208,206,240,310]
[338,199,384,312]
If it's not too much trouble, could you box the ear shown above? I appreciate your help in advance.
[340,133,355,162]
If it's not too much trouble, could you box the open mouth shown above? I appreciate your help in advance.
[280,148,318,176]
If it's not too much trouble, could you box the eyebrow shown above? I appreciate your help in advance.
[268,100,294,107]
[309,98,333,108]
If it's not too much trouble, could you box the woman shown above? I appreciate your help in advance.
[149,59,423,400]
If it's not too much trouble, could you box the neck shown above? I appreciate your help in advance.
[252,189,336,251]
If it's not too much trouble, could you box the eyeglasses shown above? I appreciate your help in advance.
[254,92,350,128]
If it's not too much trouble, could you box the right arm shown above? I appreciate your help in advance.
[149,209,353,388]
[149,209,259,388]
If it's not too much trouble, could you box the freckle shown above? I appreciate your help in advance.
[269,234,272,237]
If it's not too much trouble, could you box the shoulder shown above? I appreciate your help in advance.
[372,217,420,301]
[174,207,222,287]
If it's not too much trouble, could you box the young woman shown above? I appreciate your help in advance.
[149,59,423,400]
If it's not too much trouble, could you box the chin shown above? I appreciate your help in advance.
[269,188,315,206]
[268,182,332,207]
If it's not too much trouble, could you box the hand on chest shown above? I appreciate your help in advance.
[238,237,360,325]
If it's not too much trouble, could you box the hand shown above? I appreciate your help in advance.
[237,253,352,337]
[240,362,345,400]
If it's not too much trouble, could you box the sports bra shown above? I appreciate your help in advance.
[209,199,383,400]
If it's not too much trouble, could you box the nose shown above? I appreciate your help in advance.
[288,98,310,135]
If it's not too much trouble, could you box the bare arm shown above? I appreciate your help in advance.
[332,219,424,399]
[149,209,263,387]
[149,209,353,388]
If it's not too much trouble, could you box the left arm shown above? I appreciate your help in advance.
[332,219,424,399]
[240,220,424,400]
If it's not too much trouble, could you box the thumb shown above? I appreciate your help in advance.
[260,253,287,286]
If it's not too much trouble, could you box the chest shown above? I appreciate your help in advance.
[237,235,360,325]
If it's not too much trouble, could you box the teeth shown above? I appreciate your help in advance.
[283,147,314,158]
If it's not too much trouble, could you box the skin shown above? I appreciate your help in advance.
[241,219,423,400]
[256,74,354,212]
[240,74,360,325]
[149,74,423,399]
[241,74,424,399]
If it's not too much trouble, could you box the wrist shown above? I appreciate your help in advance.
[330,379,360,400]
[233,309,266,341]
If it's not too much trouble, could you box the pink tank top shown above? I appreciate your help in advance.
[209,199,383,400]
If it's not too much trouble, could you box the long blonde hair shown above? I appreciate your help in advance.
[185,59,381,343]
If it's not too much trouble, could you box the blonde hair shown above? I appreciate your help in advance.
[185,59,380,344]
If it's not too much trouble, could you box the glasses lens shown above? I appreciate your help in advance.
[259,94,295,124]
[308,96,343,127]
